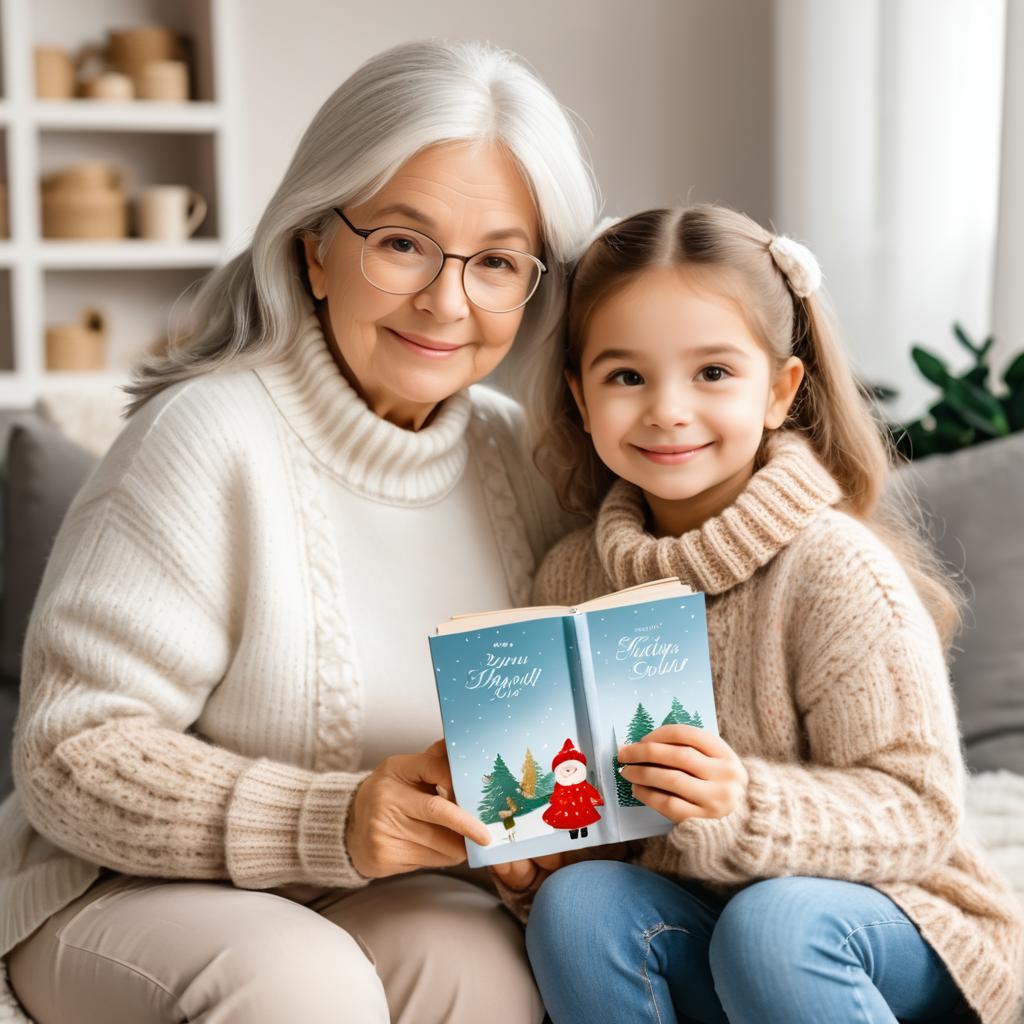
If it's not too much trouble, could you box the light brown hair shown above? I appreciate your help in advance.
[534,204,962,644]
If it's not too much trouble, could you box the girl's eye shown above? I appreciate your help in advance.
[609,369,644,387]
[698,365,729,383]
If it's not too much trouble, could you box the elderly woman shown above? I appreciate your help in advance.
[0,40,597,1023]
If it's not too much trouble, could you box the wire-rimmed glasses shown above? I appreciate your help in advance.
[334,208,546,314]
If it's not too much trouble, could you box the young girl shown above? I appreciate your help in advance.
[490,206,1024,1024]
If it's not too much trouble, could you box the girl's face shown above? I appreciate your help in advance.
[569,266,803,535]
[303,141,541,431]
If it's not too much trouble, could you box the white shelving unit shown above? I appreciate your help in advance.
[0,0,240,408]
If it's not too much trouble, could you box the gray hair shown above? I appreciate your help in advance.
[124,38,600,416]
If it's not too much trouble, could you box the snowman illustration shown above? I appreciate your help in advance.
[542,738,604,839]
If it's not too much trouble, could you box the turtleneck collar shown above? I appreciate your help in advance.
[595,432,844,594]
[255,313,473,505]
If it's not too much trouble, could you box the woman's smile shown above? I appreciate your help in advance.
[386,327,468,359]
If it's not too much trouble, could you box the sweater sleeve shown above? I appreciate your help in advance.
[655,529,966,887]
[13,388,371,891]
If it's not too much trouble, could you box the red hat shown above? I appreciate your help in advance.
[552,738,586,770]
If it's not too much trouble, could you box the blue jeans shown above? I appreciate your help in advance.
[526,861,965,1024]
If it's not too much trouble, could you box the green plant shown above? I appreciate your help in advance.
[888,323,1024,459]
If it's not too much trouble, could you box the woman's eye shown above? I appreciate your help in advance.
[699,365,729,383]
[609,369,644,387]
[481,254,514,272]
[380,235,420,255]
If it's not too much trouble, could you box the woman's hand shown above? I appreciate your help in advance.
[346,739,490,878]
[489,853,569,892]
[618,724,749,824]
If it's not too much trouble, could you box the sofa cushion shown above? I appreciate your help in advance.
[895,432,1024,775]
[0,416,99,679]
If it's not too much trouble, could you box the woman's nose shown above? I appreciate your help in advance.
[415,258,470,321]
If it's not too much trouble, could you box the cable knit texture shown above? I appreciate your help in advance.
[497,432,1024,1024]
[0,313,571,1023]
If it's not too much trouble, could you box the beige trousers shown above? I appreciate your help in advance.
[7,868,544,1023]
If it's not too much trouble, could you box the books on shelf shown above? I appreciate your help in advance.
[428,578,718,867]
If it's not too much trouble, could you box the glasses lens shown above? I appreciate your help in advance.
[465,250,543,313]
[361,227,443,295]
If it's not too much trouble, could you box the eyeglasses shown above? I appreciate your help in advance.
[334,208,547,314]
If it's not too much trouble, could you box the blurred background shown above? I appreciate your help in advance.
[1,0,1020,429]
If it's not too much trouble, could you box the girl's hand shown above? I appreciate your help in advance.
[346,739,491,878]
[489,853,569,892]
[618,724,749,824]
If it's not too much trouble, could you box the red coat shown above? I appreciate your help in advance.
[542,780,604,830]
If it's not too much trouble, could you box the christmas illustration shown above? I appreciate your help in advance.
[428,584,718,866]
[542,738,604,839]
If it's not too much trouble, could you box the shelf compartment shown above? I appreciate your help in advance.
[39,130,220,240]
[44,266,213,373]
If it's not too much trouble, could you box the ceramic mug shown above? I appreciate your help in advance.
[35,47,75,99]
[136,186,207,241]
[137,60,189,101]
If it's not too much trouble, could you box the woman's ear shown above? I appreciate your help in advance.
[765,356,804,429]
[566,370,590,433]
[302,235,328,301]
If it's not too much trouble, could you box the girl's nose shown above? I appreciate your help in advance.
[643,386,694,428]
[415,258,470,322]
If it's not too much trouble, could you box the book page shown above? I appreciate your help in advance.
[428,616,614,867]
[576,577,693,613]
[581,592,719,843]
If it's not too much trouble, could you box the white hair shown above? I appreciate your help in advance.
[125,38,600,415]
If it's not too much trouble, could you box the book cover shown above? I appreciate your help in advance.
[428,580,718,867]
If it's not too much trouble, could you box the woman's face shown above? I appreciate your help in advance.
[304,141,542,430]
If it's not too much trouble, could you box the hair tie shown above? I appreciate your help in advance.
[768,235,822,298]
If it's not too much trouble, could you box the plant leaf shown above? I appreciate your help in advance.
[1003,351,1024,388]
[912,347,951,387]
[943,379,1010,436]
[953,322,980,356]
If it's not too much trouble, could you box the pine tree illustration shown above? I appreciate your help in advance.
[520,748,541,798]
[536,771,555,799]
[478,755,521,824]
[690,710,704,729]
[627,702,656,743]
[662,697,693,726]
[611,724,642,808]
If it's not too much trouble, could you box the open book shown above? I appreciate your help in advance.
[428,578,718,867]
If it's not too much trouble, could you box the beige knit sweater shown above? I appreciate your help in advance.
[497,432,1024,1024]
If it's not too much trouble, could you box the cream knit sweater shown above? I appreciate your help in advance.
[496,433,1024,1024]
[0,315,571,1022]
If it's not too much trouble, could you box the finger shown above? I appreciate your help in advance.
[618,740,718,779]
[619,763,715,803]
[424,738,447,757]
[632,782,706,821]
[392,837,469,872]
[391,750,454,795]
[408,789,492,846]
[398,814,475,861]
[490,859,538,890]
[629,724,734,759]
[534,852,568,872]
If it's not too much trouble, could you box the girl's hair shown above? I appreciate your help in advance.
[124,39,599,415]
[535,204,962,645]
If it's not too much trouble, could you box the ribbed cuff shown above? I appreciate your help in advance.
[225,758,372,890]
[491,869,545,924]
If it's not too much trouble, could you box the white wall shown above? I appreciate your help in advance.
[233,0,773,243]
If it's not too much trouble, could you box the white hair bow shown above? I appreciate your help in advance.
[768,235,822,298]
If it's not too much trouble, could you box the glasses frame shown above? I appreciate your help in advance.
[333,208,547,313]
